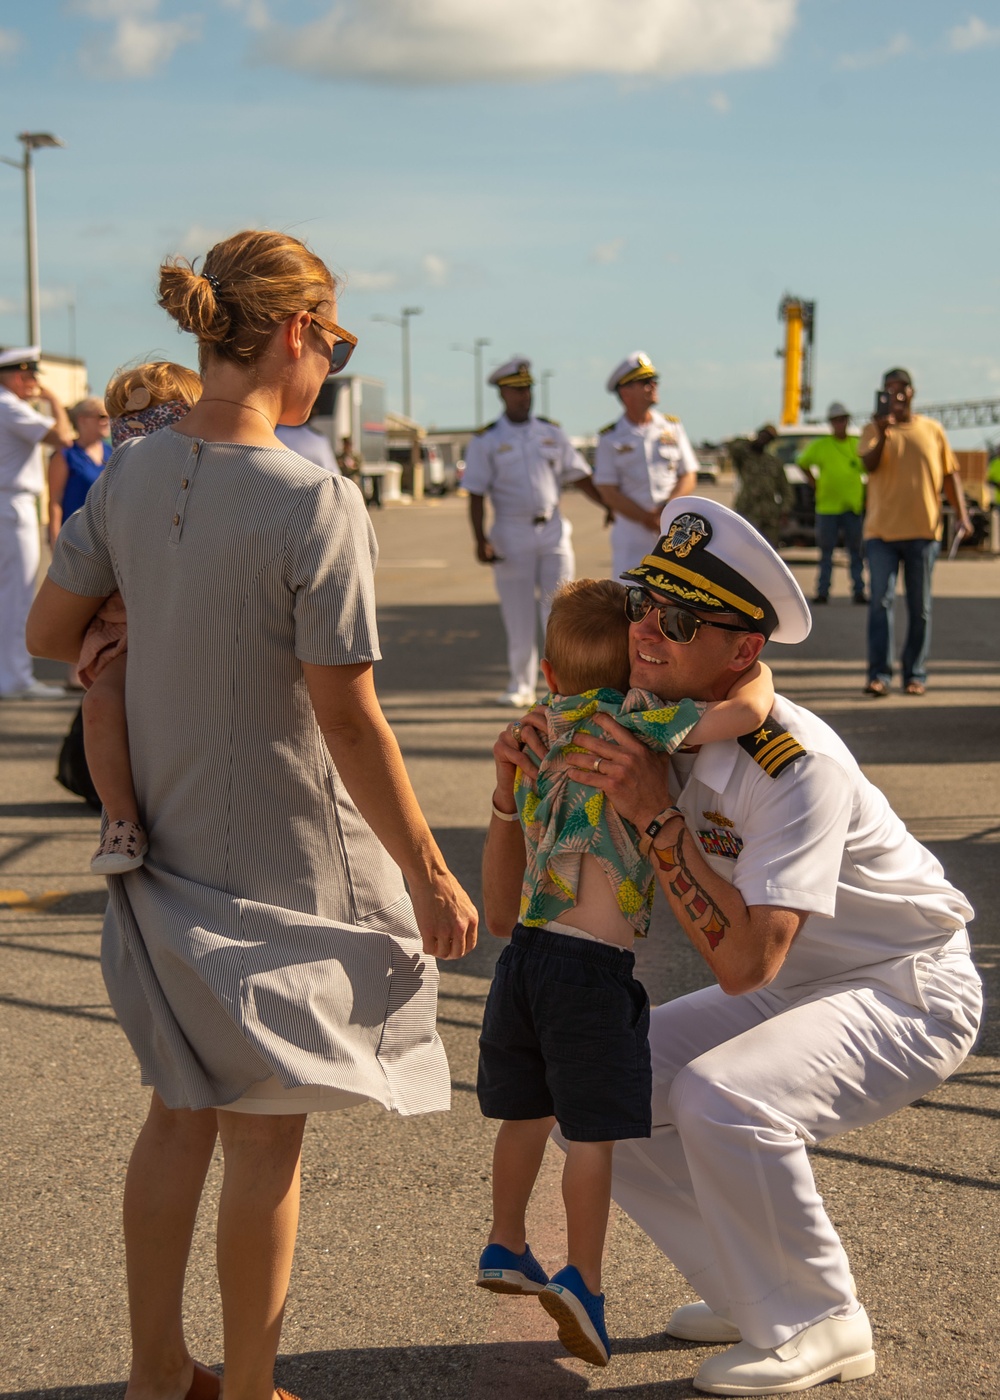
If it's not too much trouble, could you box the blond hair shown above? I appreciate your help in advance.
[105,361,202,418]
[70,396,107,427]
[157,229,337,369]
[544,579,631,696]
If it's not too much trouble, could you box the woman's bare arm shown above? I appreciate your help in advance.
[302,661,477,961]
[26,577,105,663]
[47,452,69,544]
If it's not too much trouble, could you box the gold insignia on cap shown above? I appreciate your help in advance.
[662,513,710,560]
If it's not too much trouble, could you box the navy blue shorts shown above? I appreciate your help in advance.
[477,924,651,1141]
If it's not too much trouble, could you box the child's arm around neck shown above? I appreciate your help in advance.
[684,660,774,747]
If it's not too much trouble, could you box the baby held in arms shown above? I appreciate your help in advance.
[83,361,202,873]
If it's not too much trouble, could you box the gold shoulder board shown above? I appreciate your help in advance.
[536,415,561,427]
[475,419,499,435]
[598,421,617,435]
[738,715,806,778]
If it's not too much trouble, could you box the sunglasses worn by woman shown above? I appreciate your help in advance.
[624,586,750,644]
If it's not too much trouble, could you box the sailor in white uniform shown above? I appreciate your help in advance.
[593,352,698,579]
[464,357,602,706]
[484,496,982,1394]
[0,347,73,698]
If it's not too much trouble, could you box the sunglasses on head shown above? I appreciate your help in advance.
[308,312,358,375]
[624,586,749,644]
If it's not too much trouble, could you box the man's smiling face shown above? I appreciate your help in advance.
[628,590,762,701]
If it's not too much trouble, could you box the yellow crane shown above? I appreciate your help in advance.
[777,295,815,425]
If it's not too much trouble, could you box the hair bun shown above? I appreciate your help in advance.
[157,257,231,344]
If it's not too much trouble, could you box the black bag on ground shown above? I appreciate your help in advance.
[56,703,102,811]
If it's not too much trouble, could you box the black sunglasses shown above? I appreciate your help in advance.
[624,586,749,645]
[308,313,358,375]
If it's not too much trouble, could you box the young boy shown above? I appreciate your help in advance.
[476,578,773,1367]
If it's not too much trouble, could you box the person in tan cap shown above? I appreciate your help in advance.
[593,352,698,579]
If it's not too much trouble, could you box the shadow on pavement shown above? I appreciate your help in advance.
[0,1334,708,1400]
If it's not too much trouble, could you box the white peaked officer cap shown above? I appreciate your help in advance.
[606,351,658,394]
[621,496,812,644]
[0,345,41,372]
[488,357,534,388]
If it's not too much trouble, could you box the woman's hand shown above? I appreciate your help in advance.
[562,714,673,831]
[409,867,479,960]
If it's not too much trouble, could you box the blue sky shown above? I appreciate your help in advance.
[1,0,998,446]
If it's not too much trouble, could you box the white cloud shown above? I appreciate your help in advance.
[709,89,730,114]
[251,0,799,84]
[422,253,449,287]
[591,238,625,265]
[949,16,1000,52]
[0,27,23,60]
[220,0,270,32]
[349,269,400,292]
[837,32,911,71]
[174,224,231,256]
[71,0,201,78]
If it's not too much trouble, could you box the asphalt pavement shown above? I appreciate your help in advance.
[1,484,997,1399]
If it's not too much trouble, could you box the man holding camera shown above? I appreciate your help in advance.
[859,368,971,697]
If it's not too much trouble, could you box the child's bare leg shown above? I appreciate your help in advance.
[489,1116,556,1253]
[563,1140,614,1295]
[82,654,139,824]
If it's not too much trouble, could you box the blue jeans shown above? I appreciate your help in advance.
[814,512,865,598]
[865,537,940,687]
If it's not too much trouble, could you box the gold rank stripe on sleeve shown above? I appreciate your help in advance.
[738,718,806,778]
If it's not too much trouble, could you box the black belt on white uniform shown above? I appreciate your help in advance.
[532,513,551,525]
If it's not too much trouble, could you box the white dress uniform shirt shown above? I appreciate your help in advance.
[0,385,54,694]
[463,414,591,701]
[597,692,981,1352]
[594,408,698,578]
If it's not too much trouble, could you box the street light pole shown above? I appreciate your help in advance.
[451,336,491,426]
[1,132,66,346]
[373,306,423,419]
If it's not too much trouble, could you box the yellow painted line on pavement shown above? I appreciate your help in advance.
[0,889,67,912]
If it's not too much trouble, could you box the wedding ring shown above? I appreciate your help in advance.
[593,757,602,773]
[511,722,523,745]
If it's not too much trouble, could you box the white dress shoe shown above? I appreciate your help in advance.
[495,689,535,708]
[667,1301,742,1344]
[1,680,67,700]
[693,1306,875,1394]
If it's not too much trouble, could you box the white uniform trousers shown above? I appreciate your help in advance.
[602,951,982,1350]
[609,516,659,581]
[0,491,41,695]
[491,514,574,696]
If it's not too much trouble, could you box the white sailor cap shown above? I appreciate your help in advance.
[488,357,534,389]
[0,345,41,372]
[606,351,658,394]
[621,495,811,644]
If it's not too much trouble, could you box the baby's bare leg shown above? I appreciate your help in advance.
[82,654,140,824]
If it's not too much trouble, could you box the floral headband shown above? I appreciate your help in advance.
[111,399,192,449]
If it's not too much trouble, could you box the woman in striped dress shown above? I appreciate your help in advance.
[28,230,477,1400]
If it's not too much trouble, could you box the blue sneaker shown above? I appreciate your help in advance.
[476,1242,549,1295]
[538,1265,611,1367]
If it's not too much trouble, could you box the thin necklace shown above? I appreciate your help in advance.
[199,398,276,429]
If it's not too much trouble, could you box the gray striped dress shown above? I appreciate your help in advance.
[49,428,450,1115]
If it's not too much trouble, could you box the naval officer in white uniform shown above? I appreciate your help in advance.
[464,357,603,706]
[593,352,698,580]
[0,347,73,698]
[484,496,982,1394]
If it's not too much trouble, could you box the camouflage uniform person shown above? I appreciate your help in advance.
[730,424,793,547]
